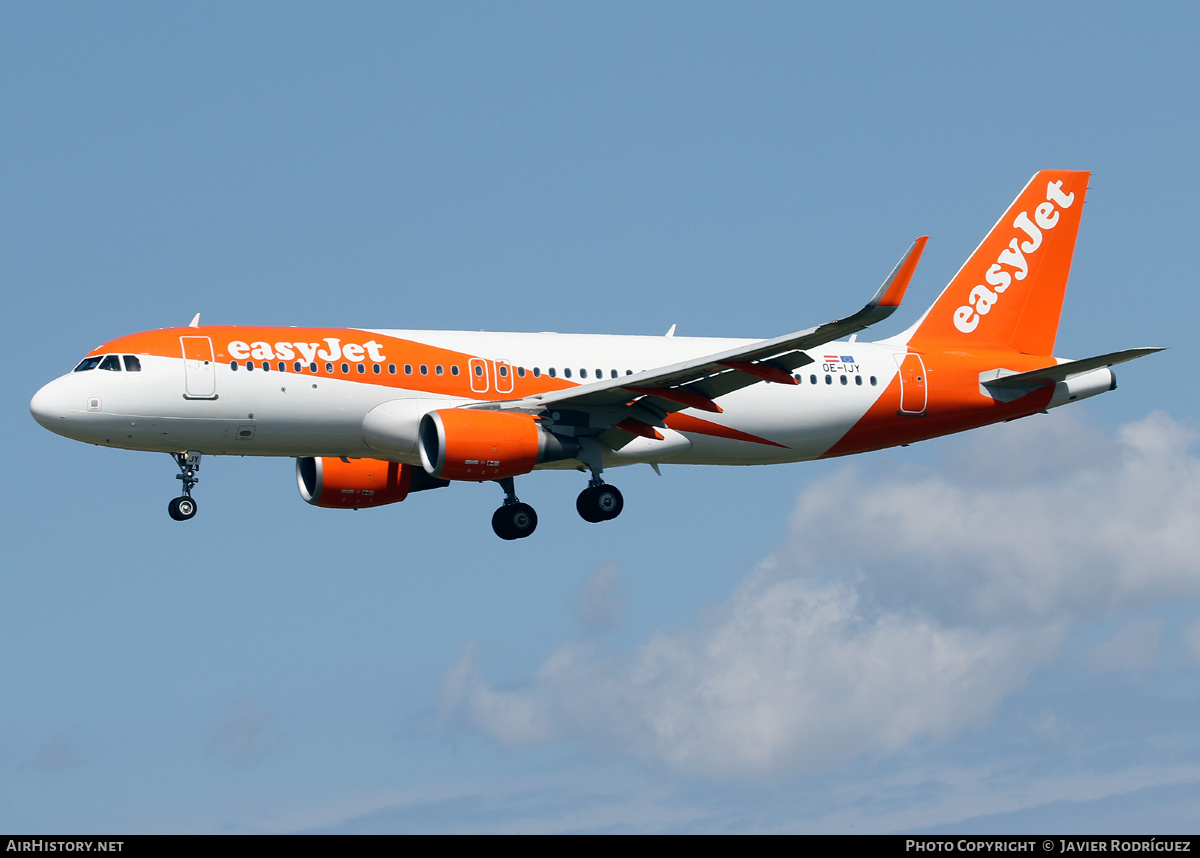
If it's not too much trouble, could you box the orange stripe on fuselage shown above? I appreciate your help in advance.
[823,349,1056,458]
[91,326,577,401]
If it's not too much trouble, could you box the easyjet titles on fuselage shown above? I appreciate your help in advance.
[227,337,388,365]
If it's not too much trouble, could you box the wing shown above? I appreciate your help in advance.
[475,237,927,445]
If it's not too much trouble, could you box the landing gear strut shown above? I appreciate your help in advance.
[168,451,201,521]
[492,477,537,540]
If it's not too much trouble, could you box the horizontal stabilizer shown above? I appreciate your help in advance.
[983,347,1164,390]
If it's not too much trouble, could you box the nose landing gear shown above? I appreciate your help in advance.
[492,476,538,540]
[168,451,201,521]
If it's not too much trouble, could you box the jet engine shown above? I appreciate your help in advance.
[296,456,415,508]
[418,408,579,481]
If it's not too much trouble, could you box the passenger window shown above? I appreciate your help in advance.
[278,362,286,372]
[840,375,847,385]
[230,361,239,371]
[549,368,556,378]
[533,367,541,378]
[388,364,396,374]
[247,362,254,372]
[855,375,862,386]
[341,363,349,373]
[870,376,878,386]
[498,365,508,378]
[626,370,633,375]
[310,362,318,373]
[610,370,617,379]
[357,364,365,374]
[580,369,587,378]
[260,362,269,371]
[420,365,428,375]
[99,355,121,371]
[518,367,526,378]
[74,357,102,372]
[435,365,443,375]
[294,361,302,372]
[825,374,831,384]
[564,368,572,378]
[404,364,412,375]
[123,355,142,372]
[810,374,817,384]
[325,362,333,373]
[473,364,482,377]
[373,364,381,374]
[451,366,460,376]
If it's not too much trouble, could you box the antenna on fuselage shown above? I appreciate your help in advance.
[188,313,200,328]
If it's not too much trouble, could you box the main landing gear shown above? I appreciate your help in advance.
[576,445,623,524]
[576,481,623,523]
[489,453,624,540]
[492,477,538,540]
[168,451,201,521]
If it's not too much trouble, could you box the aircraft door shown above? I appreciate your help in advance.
[494,360,514,394]
[468,358,489,394]
[181,336,217,399]
[896,352,927,414]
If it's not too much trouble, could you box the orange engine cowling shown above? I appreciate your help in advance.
[419,408,578,481]
[296,456,413,508]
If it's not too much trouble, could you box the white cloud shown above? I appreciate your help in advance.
[442,411,1200,780]
[573,561,625,636]
[205,698,289,767]
[444,571,1057,778]
[781,411,1200,624]
[1181,619,1200,666]
[1086,617,1163,673]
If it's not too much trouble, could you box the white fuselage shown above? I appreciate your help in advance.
[31,329,902,468]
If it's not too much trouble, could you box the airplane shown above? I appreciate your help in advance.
[30,170,1161,539]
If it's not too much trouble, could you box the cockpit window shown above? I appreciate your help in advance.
[74,357,102,372]
[123,355,142,372]
[99,355,122,371]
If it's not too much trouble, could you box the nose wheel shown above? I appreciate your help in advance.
[168,495,198,521]
[492,476,538,540]
[577,483,623,523]
[169,451,201,522]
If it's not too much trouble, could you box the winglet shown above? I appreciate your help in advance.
[871,236,927,309]
[188,313,201,328]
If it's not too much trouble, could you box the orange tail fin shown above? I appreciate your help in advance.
[907,170,1089,356]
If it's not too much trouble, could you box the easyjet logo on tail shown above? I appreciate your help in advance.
[953,180,1076,334]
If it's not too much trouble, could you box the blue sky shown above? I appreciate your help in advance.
[2,2,1198,833]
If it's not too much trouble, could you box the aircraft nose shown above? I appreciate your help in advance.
[30,380,73,431]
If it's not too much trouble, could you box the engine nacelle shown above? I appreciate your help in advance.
[296,456,413,508]
[418,408,579,481]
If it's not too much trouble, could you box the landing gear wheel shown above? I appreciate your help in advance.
[492,502,538,540]
[168,496,197,521]
[576,484,623,522]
